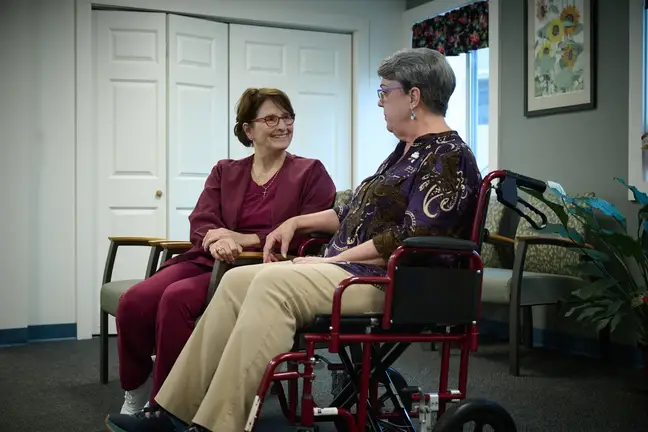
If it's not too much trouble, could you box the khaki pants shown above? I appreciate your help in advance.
[154,261,385,432]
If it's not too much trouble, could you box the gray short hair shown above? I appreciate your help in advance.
[377,48,456,116]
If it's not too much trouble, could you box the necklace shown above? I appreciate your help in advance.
[252,165,282,199]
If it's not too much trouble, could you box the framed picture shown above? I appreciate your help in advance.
[524,0,597,117]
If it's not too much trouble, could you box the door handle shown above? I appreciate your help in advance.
[155,190,163,198]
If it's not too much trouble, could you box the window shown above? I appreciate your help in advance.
[627,0,648,192]
[445,47,490,175]
[640,1,648,181]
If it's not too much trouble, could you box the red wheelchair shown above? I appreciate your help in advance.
[244,170,548,432]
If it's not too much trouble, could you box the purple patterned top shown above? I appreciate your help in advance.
[323,131,482,281]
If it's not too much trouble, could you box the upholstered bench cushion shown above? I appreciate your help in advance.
[100,279,142,316]
[481,268,586,305]
[515,190,588,277]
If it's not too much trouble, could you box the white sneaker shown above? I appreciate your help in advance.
[120,377,152,415]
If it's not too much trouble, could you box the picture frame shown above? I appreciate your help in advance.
[523,0,597,117]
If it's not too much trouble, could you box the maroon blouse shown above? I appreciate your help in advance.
[161,153,336,270]
[236,174,276,243]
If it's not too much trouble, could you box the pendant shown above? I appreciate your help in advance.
[409,151,419,162]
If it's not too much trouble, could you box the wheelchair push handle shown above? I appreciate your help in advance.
[503,170,547,193]
[495,170,548,231]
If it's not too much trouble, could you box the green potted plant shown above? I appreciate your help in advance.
[521,178,648,378]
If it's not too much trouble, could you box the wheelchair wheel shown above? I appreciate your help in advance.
[334,367,411,432]
[376,367,410,423]
[432,399,517,432]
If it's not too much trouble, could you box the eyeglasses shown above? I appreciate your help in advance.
[250,113,295,127]
[377,87,404,101]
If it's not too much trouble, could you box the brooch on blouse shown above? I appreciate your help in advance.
[408,151,420,162]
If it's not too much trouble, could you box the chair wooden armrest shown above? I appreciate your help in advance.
[238,251,295,260]
[158,240,193,250]
[515,234,593,249]
[108,236,166,246]
[486,233,515,245]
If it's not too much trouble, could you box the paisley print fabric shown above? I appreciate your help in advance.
[324,131,482,280]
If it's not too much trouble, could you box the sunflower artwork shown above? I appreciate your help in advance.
[533,0,586,98]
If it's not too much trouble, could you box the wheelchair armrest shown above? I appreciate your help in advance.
[329,275,390,353]
[298,233,333,257]
[309,232,334,240]
[402,236,477,251]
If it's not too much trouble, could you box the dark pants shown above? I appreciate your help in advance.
[116,261,212,401]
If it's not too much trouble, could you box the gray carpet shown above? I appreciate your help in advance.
[0,337,647,432]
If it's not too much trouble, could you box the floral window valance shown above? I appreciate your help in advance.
[411,1,488,56]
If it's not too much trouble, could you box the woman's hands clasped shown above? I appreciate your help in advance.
[202,228,240,250]
[208,237,242,264]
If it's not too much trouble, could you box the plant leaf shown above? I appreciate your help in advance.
[576,306,604,321]
[569,260,607,278]
[565,304,591,318]
[521,187,571,228]
[638,204,648,221]
[579,197,627,230]
[581,249,611,262]
[596,317,612,332]
[609,313,624,332]
[571,278,618,300]
[616,177,648,205]
[537,222,585,243]
[598,230,644,259]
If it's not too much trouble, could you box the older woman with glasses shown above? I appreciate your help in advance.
[105,47,482,432]
[113,87,336,415]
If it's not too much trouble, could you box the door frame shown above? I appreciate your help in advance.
[74,0,369,340]
[627,0,646,198]
[402,0,500,173]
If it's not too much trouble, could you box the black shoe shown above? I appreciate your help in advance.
[105,408,176,432]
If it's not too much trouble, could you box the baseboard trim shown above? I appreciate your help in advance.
[0,323,77,347]
[480,319,644,367]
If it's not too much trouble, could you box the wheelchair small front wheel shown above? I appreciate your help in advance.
[432,399,517,432]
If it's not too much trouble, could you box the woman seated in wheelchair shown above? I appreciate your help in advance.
[114,87,336,415]
[105,47,483,432]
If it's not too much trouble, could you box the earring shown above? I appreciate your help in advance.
[410,110,416,120]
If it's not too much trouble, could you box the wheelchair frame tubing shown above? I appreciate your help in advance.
[245,334,472,432]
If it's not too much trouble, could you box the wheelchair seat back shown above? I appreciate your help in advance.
[385,170,547,329]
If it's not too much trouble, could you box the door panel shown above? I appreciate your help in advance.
[94,10,167,333]
[167,14,229,241]
[228,24,353,190]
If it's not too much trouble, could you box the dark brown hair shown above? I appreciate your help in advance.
[233,88,296,147]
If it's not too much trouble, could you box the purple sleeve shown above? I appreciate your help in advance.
[372,148,478,259]
[334,204,350,222]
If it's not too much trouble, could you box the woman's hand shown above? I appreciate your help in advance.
[203,228,236,250]
[263,218,298,263]
[209,238,243,264]
[203,228,259,250]
[292,256,335,265]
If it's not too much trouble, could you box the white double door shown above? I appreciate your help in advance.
[93,10,352,334]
